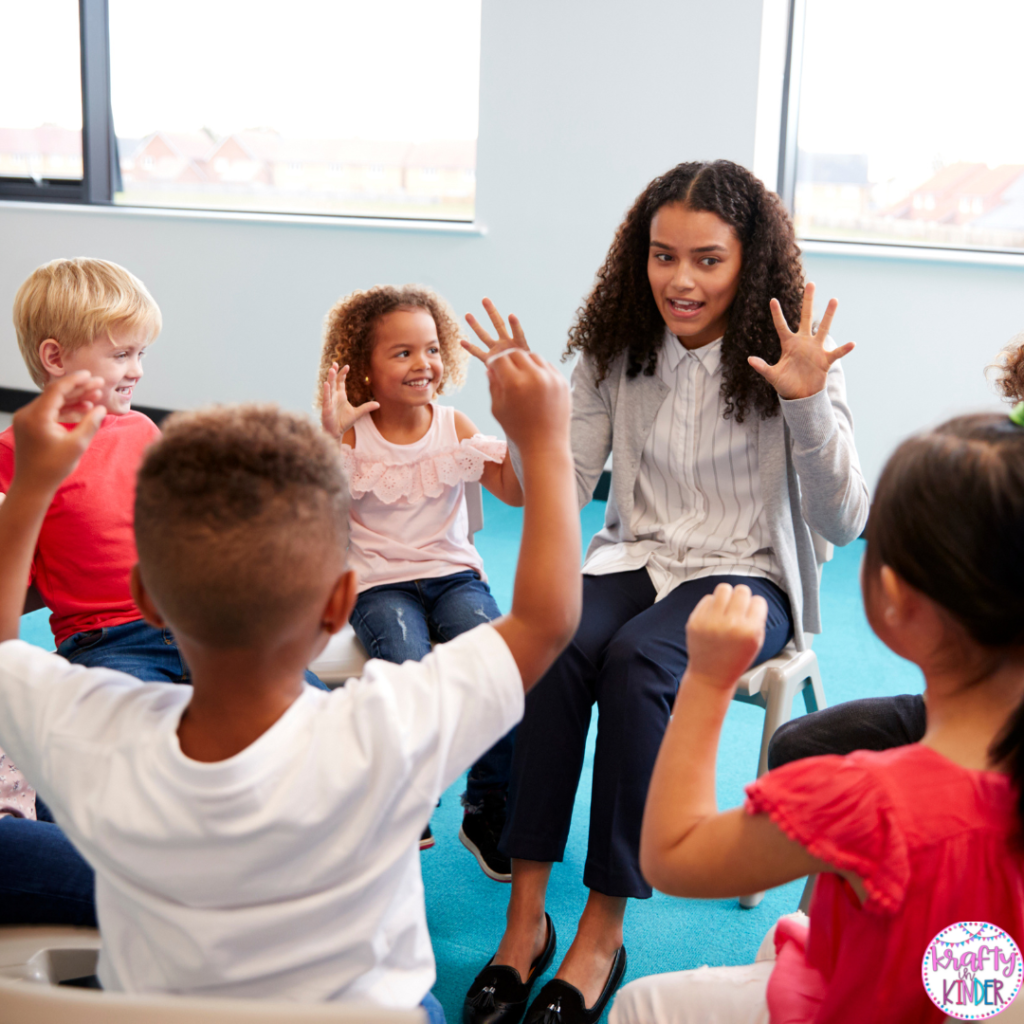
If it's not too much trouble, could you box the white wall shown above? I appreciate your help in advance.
[1,0,1021,493]
[801,245,1024,487]
[0,0,764,433]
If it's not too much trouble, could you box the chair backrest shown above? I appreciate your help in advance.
[465,480,484,539]
[0,976,424,1024]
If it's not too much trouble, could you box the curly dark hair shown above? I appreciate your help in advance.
[316,284,467,410]
[566,160,805,422]
[993,333,1024,404]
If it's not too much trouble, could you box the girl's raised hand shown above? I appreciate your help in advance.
[463,297,530,364]
[748,282,854,400]
[684,583,768,690]
[321,363,379,440]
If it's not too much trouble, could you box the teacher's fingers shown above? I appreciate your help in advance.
[798,282,816,334]
[814,297,838,339]
[769,298,792,340]
[747,354,777,384]
[826,341,855,365]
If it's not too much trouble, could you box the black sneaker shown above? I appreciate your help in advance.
[420,824,435,850]
[459,792,511,882]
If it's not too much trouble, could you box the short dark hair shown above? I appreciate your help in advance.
[135,405,349,648]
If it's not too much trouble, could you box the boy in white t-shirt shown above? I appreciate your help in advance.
[0,347,579,1013]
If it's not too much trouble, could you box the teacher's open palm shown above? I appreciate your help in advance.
[748,282,854,400]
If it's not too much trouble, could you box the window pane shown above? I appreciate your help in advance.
[0,0,82,181]
[109,0,480,220]
[794,0,1024,251]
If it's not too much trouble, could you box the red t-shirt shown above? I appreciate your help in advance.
[0,411,160,646]
[746,744,1024,1023]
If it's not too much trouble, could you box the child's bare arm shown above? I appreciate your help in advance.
[639,583,862,899]
[453,410,523,507]
[485,350,580,690]
[0,375,105,643]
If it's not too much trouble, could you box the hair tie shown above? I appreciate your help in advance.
[1011,401,1024,428]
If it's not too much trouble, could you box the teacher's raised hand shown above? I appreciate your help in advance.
[462,297,531,365]
[748,282,854,400]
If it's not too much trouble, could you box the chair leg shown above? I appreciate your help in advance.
[801,652,826,714]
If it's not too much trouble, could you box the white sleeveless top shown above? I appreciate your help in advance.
[339,404,507,592]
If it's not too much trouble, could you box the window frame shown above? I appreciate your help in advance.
[777,0,1024,258]
[0,0,476,224]
[0,0,117,205]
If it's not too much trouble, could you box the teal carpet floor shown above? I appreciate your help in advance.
[18,494,923,1022]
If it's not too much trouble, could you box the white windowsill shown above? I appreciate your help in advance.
[0,198,487,235]
[799,238,1024,269]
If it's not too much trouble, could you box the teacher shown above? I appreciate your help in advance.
[461,160,869,1024]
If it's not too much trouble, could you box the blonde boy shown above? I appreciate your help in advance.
[0,258,181,678]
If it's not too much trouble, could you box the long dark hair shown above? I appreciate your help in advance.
[565,160,804,422]
[865,415,1024,823]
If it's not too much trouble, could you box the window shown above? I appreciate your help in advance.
[783,0,1024,253]
[0,0,83,200]
[1,0,481,222]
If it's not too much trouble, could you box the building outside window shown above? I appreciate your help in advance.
[790,0,1024,252]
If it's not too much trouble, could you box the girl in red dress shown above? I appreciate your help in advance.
[613,405,1024,1023]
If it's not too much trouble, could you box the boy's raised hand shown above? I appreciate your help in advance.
[487,349,570,453]
[11,372,106,496]
[463,298,531,364]
[321,363,379,439]
[748,282,854,400]
[685,583,768,690]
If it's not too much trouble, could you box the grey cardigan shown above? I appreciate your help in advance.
[562,351,870,649]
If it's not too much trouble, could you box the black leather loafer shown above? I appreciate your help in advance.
[522,945,627,1024]
[463,913,557,1024]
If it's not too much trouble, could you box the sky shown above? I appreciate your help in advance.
[0,0,481,141]
[798,0,1024,185]
[3,0,1020,175]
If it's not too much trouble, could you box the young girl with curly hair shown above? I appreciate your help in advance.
[461,160,869,1024]
[318,284,524,868]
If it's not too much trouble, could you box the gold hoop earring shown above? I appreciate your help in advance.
[364,376,370,384]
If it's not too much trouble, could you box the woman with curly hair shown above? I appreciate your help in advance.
[460,160,869,1024]
[317,285,524,857]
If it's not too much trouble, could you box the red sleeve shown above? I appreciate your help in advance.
[0,436,14,491]
[745,753,910,914]
[0,437,35,585]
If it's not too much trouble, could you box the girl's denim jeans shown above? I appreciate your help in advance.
[350,571,515,807]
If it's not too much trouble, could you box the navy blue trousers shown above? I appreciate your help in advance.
[500,570,794,899]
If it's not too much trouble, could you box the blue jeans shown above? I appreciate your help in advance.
[351,571,514,806]
[0,815,96,926]
[56,618,328,690]
[421,991,446,1024]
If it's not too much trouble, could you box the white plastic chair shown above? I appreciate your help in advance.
[733,533,832,908]
[0,925,424,1024]
[309,481,485,687]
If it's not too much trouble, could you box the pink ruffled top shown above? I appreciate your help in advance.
[745,744,1024,1023]
[340,404,506,592]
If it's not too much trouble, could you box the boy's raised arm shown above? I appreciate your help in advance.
[0,375,105,643]
[486,350,580,690]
